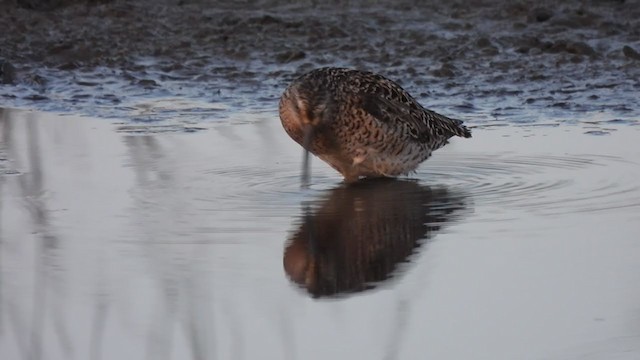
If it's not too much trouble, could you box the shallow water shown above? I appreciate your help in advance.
[1,108,639,359]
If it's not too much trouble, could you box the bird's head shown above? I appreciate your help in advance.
[279,84,336,187]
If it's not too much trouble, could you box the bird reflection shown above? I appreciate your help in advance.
[283,179,467,298]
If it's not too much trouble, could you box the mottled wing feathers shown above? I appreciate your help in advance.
[421,109,472,139]
[335,68,471,142]
[361,93,428,140]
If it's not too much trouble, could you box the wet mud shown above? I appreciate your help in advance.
[1,0,639,124]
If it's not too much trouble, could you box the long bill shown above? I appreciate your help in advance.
[301,125,314,188]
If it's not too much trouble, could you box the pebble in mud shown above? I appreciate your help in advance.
[276,50,306,64]
[623,45,640,60]
[137,79,158,88]
[566,41,596,57]
[476,37,499,56]
[476,37,493,48]
[431,62,457,78]
[528,7,553,22]
[1,60,17,84]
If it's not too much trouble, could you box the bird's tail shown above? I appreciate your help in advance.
[456,121,472,138]
[434,112,472,138]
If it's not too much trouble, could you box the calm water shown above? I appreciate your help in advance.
[1,108,639,359]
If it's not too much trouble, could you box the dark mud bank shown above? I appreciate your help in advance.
[1,0,639,124]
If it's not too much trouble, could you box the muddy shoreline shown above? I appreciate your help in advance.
[1,0,639,123]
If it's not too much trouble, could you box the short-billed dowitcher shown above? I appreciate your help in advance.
[279,67,472,185]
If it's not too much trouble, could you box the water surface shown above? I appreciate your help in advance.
[1,108,639,359]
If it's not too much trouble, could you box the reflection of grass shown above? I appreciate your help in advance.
[0,109,6,346]
[0,122,221,359]
[0,109,70,360]
[124,134,213,360]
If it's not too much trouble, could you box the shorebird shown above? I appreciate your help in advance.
[279,67,471,185]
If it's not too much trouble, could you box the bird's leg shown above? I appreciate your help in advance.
[301,125,314,188]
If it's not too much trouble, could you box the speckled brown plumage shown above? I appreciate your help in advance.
[279,67,472,183]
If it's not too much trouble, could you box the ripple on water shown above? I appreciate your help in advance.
[425,152,640,215]
[115,123,208,134]
[196,144,640,220]
[201,163,313,212]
